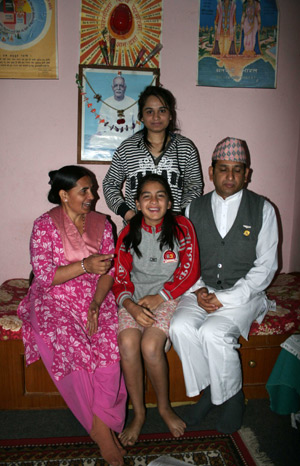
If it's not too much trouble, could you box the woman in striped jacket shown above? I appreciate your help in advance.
[103,86,203,223]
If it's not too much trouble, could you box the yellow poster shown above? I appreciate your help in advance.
[80,0,163,67]
[0,0,58,79]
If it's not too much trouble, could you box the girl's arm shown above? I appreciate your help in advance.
[112,226,135,305]
[138,294,164,311]
[123,297,156,327]
[160,216,201,300]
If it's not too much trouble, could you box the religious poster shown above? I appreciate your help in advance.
[0,0,58,79]
[80,0,163,68]
[198,0,279,88]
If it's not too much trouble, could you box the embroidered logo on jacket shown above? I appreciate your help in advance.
[163,250,177,263]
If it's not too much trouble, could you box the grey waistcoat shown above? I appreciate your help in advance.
[189,190,264,290]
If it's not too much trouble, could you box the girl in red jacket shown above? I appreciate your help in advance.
[113,174,200,446]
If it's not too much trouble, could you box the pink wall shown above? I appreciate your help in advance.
[290,129,300,271]
[1,0,299,284]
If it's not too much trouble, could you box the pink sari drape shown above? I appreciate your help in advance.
[48,206,105,262]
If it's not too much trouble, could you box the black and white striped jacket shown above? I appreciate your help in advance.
[103,131,203,218]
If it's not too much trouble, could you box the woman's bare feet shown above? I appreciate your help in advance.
[118,413,145,446]
[111,430,127,456]
[90,415,124,466]
[159,406,186,438]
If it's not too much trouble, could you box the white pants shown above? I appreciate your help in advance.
[169,292,268,405]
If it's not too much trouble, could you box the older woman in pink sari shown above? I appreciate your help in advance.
[18,165,127,466]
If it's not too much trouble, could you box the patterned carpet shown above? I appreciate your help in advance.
[0,428,273,465]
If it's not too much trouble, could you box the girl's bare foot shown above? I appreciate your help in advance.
[90,415,124,466]
[118,413,145,446]
[159,406,186,438]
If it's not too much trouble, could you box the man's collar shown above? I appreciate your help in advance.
[213,189,244,203]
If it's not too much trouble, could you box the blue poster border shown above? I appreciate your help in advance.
[197,0,279,88]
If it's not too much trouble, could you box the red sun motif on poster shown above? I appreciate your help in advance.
[80,0,163,67]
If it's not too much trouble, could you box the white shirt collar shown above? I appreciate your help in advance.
[212,189,244,204]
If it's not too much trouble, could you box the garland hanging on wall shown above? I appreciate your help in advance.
[75,72,143,132]
[76,71,156,131]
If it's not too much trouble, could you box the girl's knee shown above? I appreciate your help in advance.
[118,331,140,358]
[141,336,165,362]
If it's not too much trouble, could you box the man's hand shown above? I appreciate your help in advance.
[138,294,164,312]
[194,287,222,313]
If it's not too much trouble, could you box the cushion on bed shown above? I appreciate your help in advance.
[249,272,300,336]
[0,274,299,341]
[0,279,29,340]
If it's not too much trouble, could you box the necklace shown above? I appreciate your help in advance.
[81,214,86,234]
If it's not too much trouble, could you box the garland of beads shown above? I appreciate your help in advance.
[75,73,142,132]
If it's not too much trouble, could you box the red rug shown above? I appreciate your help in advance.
[0,428,271,465]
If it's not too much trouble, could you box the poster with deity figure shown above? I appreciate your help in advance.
[197,0,278,88]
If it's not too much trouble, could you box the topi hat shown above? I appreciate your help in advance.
[212,137,247,164]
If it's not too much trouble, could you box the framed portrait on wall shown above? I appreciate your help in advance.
[77,65,160,164]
